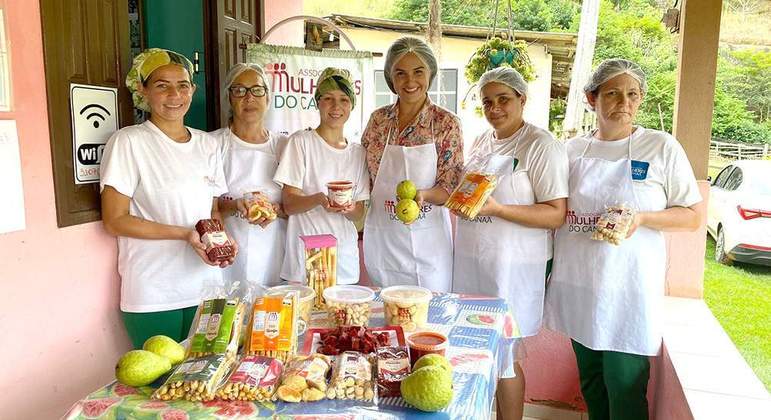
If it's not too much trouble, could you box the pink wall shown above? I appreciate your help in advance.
[263,0,305,46]
[0,2,130,419]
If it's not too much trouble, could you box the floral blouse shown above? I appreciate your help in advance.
[360,99,464,193]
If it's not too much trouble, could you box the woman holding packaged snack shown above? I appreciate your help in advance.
[544,59,702,420]
[100,48,236,349]
[212,63,288,287]
[274,67,370,285]
[362,36,463,292]
[451,67,568,420]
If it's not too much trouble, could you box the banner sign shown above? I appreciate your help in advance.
[246,44,374,142]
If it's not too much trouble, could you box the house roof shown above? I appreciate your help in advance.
[326,14,578,97]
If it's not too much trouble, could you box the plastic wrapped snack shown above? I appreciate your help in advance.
[276,353,332,403]
[152,353,236,402]
[246,292,299,362]
[326,351,376,402]
[376,346,411,397]
[592,204,635,245]
[380,285,432,332]
[186,288,248,358]
[216,355,283,401]
[266,284,315,335]
[195,218,235,262]
[300,234,337,308]
[323,285,375,327]
[446,172,498,220]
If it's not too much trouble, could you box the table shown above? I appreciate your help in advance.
[65,291,517,419]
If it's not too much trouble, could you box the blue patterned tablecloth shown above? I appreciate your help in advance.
[66,291,516,420]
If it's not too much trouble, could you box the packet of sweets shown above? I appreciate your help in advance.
[186,286,248,358]
[326,351,376,402]
[246,291,299,362]
[216,355,283,401]
[275,353,332,403]
[300,234,337,308]
[152,353,236,402]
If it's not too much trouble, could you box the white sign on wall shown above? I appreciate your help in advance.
[246,44,374,141]
[69,83,119,184]
[0,120,25,234]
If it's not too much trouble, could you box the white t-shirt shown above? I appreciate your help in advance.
[212,127,289,287]
[471,123,569,203]
[273,129,370,284]
[566,127,702,208]
[100,121,227,312]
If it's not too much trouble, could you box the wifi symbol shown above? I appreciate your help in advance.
[79,103,111,129]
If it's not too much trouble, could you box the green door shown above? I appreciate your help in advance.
[143,0,208,130]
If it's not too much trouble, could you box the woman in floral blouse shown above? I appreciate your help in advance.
[361,36,463,292]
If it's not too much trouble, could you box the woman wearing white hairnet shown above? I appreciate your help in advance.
[361,37,463,292]
[452,67,569,420]
[544,59,702,420]
[212,63,288,287]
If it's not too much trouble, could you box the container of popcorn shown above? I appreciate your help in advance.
[323,285,375,327]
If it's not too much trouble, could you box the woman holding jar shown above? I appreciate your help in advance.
[362,37,464,292]
[213,63,288,288]
[452,67,569,420]
[101,48,236,348]
[545,59,702,420]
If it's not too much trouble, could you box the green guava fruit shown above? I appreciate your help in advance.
[115,350,171,387]
[143,335,186,365]
[396,180,417,200]
[401,365,453,412]
[396,199,420,224]
[413,353,452,373]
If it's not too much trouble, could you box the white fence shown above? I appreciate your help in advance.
[710,139,771,161]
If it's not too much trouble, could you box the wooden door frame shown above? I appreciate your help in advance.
[203,0,265,128]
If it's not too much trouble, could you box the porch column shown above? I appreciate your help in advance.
[672,0,723,180]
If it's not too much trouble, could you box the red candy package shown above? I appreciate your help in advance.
[195,219,235,262]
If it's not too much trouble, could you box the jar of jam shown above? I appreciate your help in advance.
[406,331,448,367]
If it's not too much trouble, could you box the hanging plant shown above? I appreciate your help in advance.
[465,37,536,85]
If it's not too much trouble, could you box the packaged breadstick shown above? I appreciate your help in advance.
[246,291,299,362]
[300,234,337,308]
[186,285,248,359]
[446,153,511,220]
[152,353,236,402]
[215,355,283,401]
[592,203,636,245]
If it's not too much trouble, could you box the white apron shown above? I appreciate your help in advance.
[453,151,550,338]
[545,136,666,356]
[363,126,454,292]
[220,129,286,287]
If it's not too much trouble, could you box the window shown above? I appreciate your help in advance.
[374,69,458,113]
[713,166,733,188]
[724,167,743,191]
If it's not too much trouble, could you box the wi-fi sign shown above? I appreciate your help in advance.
[79,103,111,128]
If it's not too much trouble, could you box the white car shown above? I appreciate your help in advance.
[707,160,771,266]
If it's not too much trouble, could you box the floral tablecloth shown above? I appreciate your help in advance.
[65,292,517,420]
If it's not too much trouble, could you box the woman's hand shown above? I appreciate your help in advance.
[186,229,239,268]
[626,212,644,238]
[476,196,502,217]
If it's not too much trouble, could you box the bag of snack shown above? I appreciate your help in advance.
[326,351,377,402]
[215,355,283,401]
[300,234,337,308]
[246,291,299,362]
[186,285,248,358]
[275,353,332,403]
[591,203,636,245]
[446,152,511,220]
[195,218,235,262]
[152,353,236,402]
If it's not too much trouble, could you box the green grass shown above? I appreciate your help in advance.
[703,236,771,391]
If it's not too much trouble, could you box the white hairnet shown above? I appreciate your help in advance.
[222,63,271,119]
[383,37,438,94]
[583,58,647,95]
[478,67,528,97]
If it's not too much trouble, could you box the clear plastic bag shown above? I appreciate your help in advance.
[185,283,249,359]
[326,351,377,402]
[152,353,236,402]
[215,354,283,401]
[591,202,636,245]
[246,291,300,362]
[446,152,512,220]
[275,353,332,403]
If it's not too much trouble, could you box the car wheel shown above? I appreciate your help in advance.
[715,227,733,266]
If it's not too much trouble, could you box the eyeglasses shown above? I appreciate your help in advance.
[229,85,267,98]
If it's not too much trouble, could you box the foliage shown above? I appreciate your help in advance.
[717,49,771,123]
[464,38,536,84]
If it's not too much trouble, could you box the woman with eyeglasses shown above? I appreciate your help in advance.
[100,48,235,348]
[212,63,289,288]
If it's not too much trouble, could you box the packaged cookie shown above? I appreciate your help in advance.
[246,291,299,362]
[216,355,283,401]
[592,203,635,245]
[186,288,248,358]
[323,285,375,327]
[326,351,376,402]
[152,353,236,402]
[446,172,498,220]
[380,285,432,332]
[276,353,332,403]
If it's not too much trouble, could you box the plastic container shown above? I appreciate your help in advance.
[380,286,432,332]
[323,285,375,327]
[266,284,316,334]
[406,331,448,367]
[326,181,354,208]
